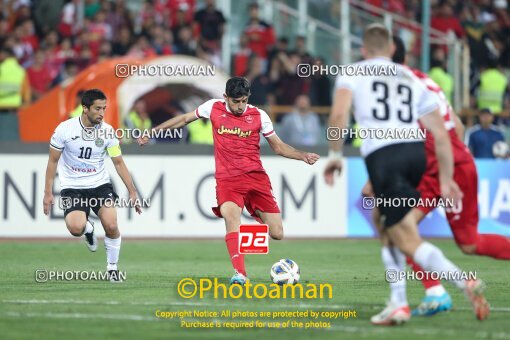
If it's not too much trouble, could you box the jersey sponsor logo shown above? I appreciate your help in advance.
[95,138,104,147]
[239,224,269,254]
[217,125,253,138]
[70,162,98,173]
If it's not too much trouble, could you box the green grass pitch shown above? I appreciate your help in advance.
[1,239,509,339]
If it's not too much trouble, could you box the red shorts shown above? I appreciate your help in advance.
[417,160,479,246]
[212,171,280,223]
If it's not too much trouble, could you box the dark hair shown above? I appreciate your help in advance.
[0,46,14,56]
[81,89,107,108]
[392,36,406,64]
[225,77,251,98]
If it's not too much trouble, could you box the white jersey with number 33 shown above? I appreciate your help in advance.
[335,57,439,157]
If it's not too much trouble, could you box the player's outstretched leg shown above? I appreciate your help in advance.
[257,211,283,240]
[406,257,452,316]
[389,212,489,321]
[64,211,96,252]
[220,202,247,285]
[98,207,122,283]
[370,209,410,326]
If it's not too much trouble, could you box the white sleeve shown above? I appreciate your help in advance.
[259,109,275,138]
[416,84,439,117]
[335,73,356,91]
[105,126,120,148]
[195,99,218,119]
[49,123,65,151]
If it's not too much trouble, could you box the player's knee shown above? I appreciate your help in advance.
[103,223,119,236]
[67,222,86,237]
[459,244,476,255]
[270,228,284,240]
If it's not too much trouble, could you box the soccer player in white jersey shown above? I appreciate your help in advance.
[43,89,141,282]
[324,24,489,325]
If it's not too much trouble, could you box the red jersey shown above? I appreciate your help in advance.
[195,99,275,179]
[244,21,276,59]
[411,68,472,173]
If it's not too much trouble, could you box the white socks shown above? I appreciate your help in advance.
[104,236,121,271]
[84,220,93,234]
[413,242,466,290]
[425,285,447,297]
[382,246,408,307]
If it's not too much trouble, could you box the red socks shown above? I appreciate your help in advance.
[475,234,510,259]
[225,232,246,276]
[406,257,441,289]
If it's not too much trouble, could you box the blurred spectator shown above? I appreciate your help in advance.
[151,26,173,55]
[11,23,33,65]
[476,59,508,117]
[135,2,159,37]
[245,56,273,106]
[465,108,505,158]
[112,26,133,56]
[59,0,81,38]
[88,11,112,57]
[26,49,52,100]
[194,0,226,51]
[0,47,31,109]
[461,5,486,66]
[293,35,313,64]
[172,6,193,45]
[271,52,306,105]
[103,0,132,40]
[233,34,252,76]
[128,35,157,58]
[173,26,196,56]
[428,56,453,104]
[431,1,465,39]
[54,37,77,63]
[0,19,10,41]
[19,19,38,52]
[52,60,79,86]
[10,3,32,28]
[279,94,321,146]
[84,0,101,19]
[167,0,196,27]
[196,42,221,67]
[124,99,152,144]
[267,37,288,74]
[244,3,276,67]
[187,118,213,144]
[309,57,332,106]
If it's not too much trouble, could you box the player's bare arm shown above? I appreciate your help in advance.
[43,147,62,215]
[324,87,352,185]
[137,111,198,146]
[419,109,462,202]
[111,155,142,214]
[266,134,319,164]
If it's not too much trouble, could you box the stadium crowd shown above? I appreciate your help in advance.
[0,0,508,157]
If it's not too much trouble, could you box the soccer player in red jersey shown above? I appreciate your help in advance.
[138,77,320,284]
[363,36,510,317]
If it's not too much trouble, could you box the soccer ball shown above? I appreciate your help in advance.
[270,259,300,285]
[492,141,509,158]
